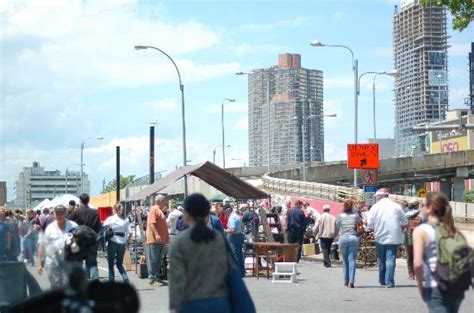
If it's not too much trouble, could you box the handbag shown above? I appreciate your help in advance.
[355,222,365,236]
[222,233,256,313]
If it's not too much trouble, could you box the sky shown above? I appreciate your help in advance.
[1,0,472,201]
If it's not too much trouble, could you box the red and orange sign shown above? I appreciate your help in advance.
[347,144,379,169]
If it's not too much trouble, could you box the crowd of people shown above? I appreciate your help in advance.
[1,188,471,313]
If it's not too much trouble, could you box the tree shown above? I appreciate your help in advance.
[420,0,473,31]
[463,191,474,203]
[102,175,136,194]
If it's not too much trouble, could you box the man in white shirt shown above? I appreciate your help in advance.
[367,188,408,288]
[166,202,183,243]
[37,205,78,288]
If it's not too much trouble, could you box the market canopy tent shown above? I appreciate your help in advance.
[128,161,269,201]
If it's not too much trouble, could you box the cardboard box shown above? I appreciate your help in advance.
[302,243,315,256]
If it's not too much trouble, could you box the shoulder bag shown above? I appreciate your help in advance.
[222,233,256,313]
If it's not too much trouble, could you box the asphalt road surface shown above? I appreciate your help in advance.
[26,255,473,313]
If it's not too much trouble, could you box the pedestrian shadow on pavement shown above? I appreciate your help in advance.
[355,285,417,289]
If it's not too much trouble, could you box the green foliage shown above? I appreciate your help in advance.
[420,0,473,31]
[102,175,136,193]
[463,191,474,203]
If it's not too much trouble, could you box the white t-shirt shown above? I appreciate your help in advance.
[42,220,78,267]
[167,209,183,235]
[103,214,130,245]
[367,198,408,245]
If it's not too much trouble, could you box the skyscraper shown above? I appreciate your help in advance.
[393,0,449,156]
[469,42,474,114]
[248,53,324,167]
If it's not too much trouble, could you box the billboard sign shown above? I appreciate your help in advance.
[347,144,379,169]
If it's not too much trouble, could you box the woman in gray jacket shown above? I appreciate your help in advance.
[169,193,231,313]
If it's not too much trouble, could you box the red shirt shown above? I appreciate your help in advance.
[219,214,228,230]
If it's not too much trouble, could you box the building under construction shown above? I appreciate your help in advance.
[393,0,449,156]
[248,53,323,167]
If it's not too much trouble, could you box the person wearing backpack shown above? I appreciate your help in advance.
[413,191,472,313]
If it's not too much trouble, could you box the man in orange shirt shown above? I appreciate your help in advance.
[146,194,170,285]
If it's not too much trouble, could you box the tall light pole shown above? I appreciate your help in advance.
[301,114,337,181]
[236,71,272,173]
[80,136,103,194]
[134,45,188,196]
[221,98,236,168]
[311,40,358,187]
[358,70,398,141]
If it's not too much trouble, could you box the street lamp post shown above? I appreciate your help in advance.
[134,45,188,196]
[80,136,103,194]
[358,70,398,141]
[301,114,337,181]
[212,145,230,165]
[311,40,358,187]
[221,98,236,168]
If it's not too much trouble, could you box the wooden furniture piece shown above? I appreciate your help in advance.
[252,243,298,279]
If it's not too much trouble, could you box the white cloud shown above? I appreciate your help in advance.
[233,117,249,131]
[241,17,309,31]
[142,98,178,113]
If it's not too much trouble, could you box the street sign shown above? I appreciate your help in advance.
[362,169,378,185]
[363,184,377,205]
[363,185,378,193]
[347,144,379,169]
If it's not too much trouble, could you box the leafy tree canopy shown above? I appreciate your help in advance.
[102,175,136,193]
[420,0,473,31]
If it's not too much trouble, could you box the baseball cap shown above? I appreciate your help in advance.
[55,204,67,212]
[375,189,389,196]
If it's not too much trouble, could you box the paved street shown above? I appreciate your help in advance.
[26,256,473,313]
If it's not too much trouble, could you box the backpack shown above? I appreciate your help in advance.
[430,224,473,295]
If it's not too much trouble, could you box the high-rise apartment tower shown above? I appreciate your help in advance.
[248,53,324,167]
[393,0,449,156]
[469,42,474,114]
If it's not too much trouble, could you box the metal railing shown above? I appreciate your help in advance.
[262,174,474,222]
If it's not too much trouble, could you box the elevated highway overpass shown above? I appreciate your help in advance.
[226,150,474,205]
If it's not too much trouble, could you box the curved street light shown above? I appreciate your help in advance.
[358,70,398,141]
[311,40,358,187]
[134,45,188,196]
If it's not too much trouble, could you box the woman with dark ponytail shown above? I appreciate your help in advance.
[413,191,467,313]
[169,193,231,313]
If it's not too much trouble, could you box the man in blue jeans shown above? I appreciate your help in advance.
[226,206,245,277]
[367,188,407,288]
